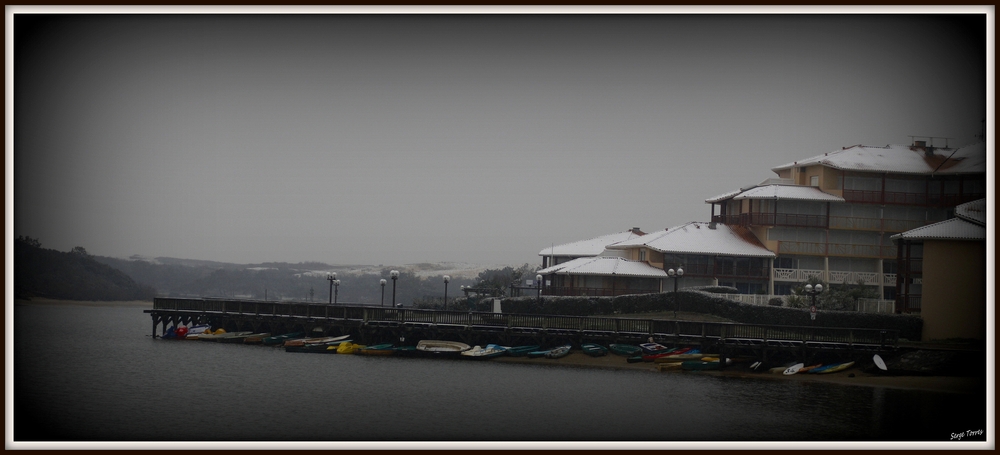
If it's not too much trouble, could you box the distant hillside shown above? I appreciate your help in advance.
[14,237,156,301]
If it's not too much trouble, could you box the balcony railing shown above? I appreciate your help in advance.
[897,294,921,313]
[773,269,891,286]
[828,216,929,233]
[843,189,985,208]
[777,241,896,258]
[712,213,827,228]
[773,268,825,282]
[680,262,769,279]
[856,298,896,314]
[715,212,937,233]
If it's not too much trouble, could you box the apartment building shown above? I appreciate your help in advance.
[535,140,986,311]
[708,141,986,303]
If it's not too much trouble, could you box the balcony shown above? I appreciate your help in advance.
[711,213,827,228]
[714,212,933,233]
[680,262,770,280]
[843,189,985,208]
[828,216,929,233]
[773,268,825,282]
[777,241,896,258]
[773,269,896,288]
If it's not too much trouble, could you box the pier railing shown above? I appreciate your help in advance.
[151,298,898,348]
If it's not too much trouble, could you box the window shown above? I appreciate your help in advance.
[810,175,819,187]
[639,249,646,261]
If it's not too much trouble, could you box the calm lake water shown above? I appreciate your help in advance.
[12,304,989,447]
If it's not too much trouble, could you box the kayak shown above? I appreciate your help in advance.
[356,343,396,356]
[506,345,541,357]
[544,344,573,359]
[810,361,856,374]
[581,343,609,357]
[609,344,641,356]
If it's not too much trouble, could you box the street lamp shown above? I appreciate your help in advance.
[536,274,543,304]
[668,267,684,318]
[327,273,337,304]
[333,279,341,305]
[443,275,450,309]
[804,283,823,325]
[390,270,399,307]
[380,279,387,307]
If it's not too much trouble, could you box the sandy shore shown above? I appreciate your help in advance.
[494,352,986,395]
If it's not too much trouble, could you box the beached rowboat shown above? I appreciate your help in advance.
[356,344,395,356]
[416,340,471,357]
[544,344,573,359]
[461,344,508,359]
[608,344,641,356]
[581,343,608,357]
[506,345,541,357]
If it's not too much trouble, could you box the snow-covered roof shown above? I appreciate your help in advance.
[537,256,668,278]
[538,229,645,257]
[955,198,986,226]
[705,188,744,204]
[771,142,986,176]
[706,180,842,204]
[733,185,845,202]
[891,217,986,242]
[607,222,776,258]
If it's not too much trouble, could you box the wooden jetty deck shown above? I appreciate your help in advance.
[146,297,898,360]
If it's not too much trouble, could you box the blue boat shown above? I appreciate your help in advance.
[506,345,541,357]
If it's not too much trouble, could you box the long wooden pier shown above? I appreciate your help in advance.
[146,298,898,361]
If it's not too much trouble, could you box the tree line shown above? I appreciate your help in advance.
[14,236,157,301]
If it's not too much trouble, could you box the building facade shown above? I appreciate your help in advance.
[708,141,986,305]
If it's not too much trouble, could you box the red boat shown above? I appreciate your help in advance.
[642,347,693,362]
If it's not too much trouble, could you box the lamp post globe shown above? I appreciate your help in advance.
[327,273,337,304]
[390,270,400,307]
[804,282,823,324]
[668,267,683,318]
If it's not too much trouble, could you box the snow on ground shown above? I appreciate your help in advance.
[298,262,512,279]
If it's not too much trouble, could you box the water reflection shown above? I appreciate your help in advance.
[13,304,986,442]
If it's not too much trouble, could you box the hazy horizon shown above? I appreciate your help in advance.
[12,10,990,267]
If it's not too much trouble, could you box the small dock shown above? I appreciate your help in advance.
[145,297,898,360]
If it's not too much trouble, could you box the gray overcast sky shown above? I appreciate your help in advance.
[12,11,989,267]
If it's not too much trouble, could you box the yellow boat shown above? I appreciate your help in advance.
[656,362,684,372]
[337,342,366,354]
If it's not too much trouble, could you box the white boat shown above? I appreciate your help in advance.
[198,331,252,341]
[416,340,471,356]
[179,325,212,340]
[460,344,507,359]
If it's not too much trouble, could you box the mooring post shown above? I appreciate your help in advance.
[152,317,157,338]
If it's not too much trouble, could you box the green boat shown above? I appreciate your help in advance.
[681,360,721,370]
[609,344,641,356]
[506,345,541,357]
[262,332,304,346]
[285,340,352,354]
[581,343,608,357]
